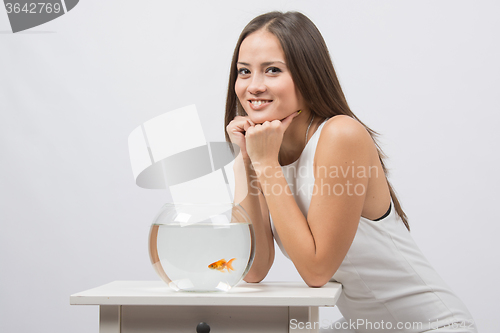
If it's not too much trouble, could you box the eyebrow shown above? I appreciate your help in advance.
[237,61,286,66]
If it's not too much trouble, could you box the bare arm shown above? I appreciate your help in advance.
[247,115,372,287]
[232,153,275,282]
[227,117,275,283]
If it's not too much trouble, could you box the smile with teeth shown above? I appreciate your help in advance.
[250,100,272,106]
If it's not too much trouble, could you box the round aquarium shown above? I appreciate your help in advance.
[149,203,255,292]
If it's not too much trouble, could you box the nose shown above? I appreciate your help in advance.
[247,74,266,95]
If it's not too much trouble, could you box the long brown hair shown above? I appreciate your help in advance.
[224,11,409,230]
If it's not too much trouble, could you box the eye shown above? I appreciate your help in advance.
[266,67,282,74]
[237,68,250,76]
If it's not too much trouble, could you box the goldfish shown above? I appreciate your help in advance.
[208,258,236,272]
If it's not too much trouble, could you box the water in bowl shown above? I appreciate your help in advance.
[149,222,254,292]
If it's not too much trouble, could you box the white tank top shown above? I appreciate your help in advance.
[270,120,476,332]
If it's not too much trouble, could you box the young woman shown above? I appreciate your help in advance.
[225,11,476,333]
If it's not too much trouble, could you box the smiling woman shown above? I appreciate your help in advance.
[224,11,477,333]
[235,30,303,124]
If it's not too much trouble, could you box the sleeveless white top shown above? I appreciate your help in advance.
[270,120,476,332]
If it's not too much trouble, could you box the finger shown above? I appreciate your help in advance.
[245,126,255,137]
[231,119,250,132]
[243,119,254,132]
[229,123,245,134]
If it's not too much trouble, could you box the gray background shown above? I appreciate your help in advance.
[1,0,498,331]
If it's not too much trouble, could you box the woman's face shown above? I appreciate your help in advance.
[235,29,304,124]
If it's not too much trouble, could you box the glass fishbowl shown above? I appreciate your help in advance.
[148,203,255,292]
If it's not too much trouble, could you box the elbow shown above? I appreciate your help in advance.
[302,265,337,288]
[243,264,270,283]
[243,273,265,283]
[304,276,330,288]
[243,255,274,283]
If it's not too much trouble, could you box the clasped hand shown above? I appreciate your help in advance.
[226,111,300,167]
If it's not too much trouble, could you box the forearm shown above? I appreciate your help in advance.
[256,163,322,285]
[233,155,274,282]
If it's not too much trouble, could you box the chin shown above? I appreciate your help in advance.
[248,111,281,124]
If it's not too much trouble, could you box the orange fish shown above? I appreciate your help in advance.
[208,258,236,272]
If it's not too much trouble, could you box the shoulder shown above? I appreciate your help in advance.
[313,115,375,168]
[318,115,373,150]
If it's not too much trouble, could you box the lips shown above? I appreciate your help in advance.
[248,99,273,110]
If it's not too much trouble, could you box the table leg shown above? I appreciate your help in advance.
[99,305,121,333]
[289,306,320,333]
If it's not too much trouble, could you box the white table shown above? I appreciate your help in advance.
[70,281,342,333]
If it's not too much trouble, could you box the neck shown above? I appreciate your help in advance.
[279,112,318,165]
